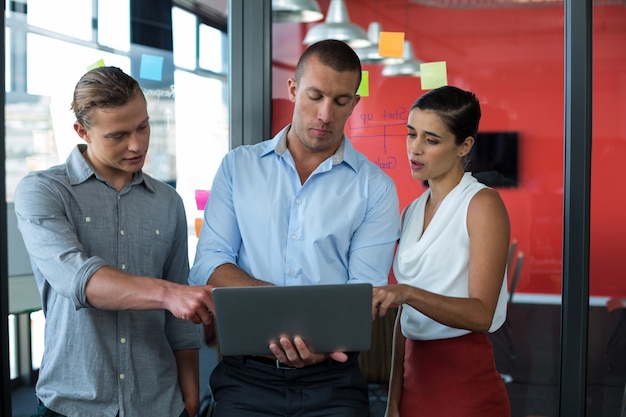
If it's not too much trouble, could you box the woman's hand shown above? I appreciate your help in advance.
[372,284,409,319]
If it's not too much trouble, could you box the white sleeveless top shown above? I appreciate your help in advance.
[393,173,508,340]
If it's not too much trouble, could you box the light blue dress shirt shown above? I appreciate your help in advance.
[14,144,199,417]
[189,125,400,287]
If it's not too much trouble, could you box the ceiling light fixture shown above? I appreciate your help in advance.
[272,0,324,23]
[303,0,371,48]
[382,40,423,77]
[354,22,405,65]
[382,1,423,77]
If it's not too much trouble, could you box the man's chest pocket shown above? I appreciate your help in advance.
[140,223,172,277]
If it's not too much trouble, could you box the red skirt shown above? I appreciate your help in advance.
[400,333,511,417]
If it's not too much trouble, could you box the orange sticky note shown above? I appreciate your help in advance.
[195,189,210,210]
[195,218,203,238]
[420,61,448,90]
[378,32,405,58]
[357,71,369,97]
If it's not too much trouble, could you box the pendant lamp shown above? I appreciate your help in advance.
[382,41,423,77]
[303,0,371,48]
[272,0,324,23]
[354,22,405,65]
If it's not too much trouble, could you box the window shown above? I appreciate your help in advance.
[5,0,229,383]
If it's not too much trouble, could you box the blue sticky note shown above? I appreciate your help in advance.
[139,54,164,81]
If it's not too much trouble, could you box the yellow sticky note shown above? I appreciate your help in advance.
[420,61,448,90]
[378,32,405,58]
[87,59,106,71]
[357,71,369,97]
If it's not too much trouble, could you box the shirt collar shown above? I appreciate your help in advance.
[265,124,359,172]
[66,144,153,192]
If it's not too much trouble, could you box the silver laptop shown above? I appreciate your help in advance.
[212,283,373,356]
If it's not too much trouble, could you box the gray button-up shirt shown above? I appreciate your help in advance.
[14,144,200,417]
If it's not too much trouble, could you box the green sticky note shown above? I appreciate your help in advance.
[87,59,106,71]
[420,61,448,90]
[357,70,369,97]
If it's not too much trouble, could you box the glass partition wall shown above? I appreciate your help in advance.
[3,0,229,413]
[587,2,626,416]
[3,0,625,416]
[271,0,624,416]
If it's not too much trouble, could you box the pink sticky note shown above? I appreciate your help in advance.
[195,189,210,210]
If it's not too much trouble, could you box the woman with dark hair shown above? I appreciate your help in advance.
[374,86,512,416]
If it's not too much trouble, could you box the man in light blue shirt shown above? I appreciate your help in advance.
[189,39,400,417]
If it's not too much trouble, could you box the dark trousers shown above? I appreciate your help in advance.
[210,353,370,417]
[31,400,190,417]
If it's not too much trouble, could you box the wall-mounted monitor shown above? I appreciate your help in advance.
[468,131,519,188]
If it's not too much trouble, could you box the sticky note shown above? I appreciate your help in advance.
[87,59,105,71]
[139,54,164,81]
[195,189,210,210]
[357,71,369,97]
[378,32,405,58]
[194,218,203,238]
[420,61,448,90]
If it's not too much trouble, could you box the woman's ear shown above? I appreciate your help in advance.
[459,136,475,157]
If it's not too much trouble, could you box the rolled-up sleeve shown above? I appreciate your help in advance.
[14,172,107,309]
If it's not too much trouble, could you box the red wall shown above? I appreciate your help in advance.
[272,0,626,299]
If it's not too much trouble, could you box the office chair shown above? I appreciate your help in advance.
[492,246,524,384]
[605,297,626,375]
[508,252,524,304]
[507,239,518,275]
